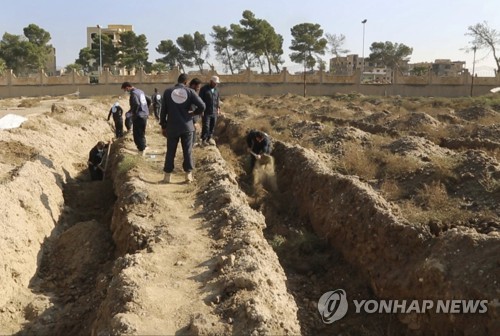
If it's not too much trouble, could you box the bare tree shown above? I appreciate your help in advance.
[465,21,500,74]
[326,33,350,74]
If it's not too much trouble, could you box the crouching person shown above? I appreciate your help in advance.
[246,130,272,171]
[88,141,107,181]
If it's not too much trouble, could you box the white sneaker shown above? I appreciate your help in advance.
[163,173,171,183]
[208,139,216,146]
[185,172,193,183]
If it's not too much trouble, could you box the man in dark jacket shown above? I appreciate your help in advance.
[188,78,202,146]
[121,82,149,155]
[107,102,124,138]
[199,75,221,146]
[88,141,107,181]
[246,130,272,170]
[160,74,205,183]
[151,88,162,121]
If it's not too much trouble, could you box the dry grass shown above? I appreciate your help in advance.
[337,142,378,179]
[428,154,458,181]
[479,171,500,193]
[17,98,41,108]
[376,152,423,178]
[415,181,449,209]
[379,179,403,201]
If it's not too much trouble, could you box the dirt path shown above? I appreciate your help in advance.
[100,127,219,334]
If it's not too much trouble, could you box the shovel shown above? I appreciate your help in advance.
[251,151,272,165]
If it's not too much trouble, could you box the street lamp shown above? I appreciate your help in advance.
[361,19,367,83]
[97,24,102,74]
[470,46,477,96]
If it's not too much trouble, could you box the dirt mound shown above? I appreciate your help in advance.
[388,111,441,130]
[361,110,391,124]
[272,141,499,334]
[327,126,371,144]
[385,135,452,159]
[456,106,498,120]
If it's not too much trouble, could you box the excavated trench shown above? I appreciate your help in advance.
[2,98,498,335]
[216,120,406,335]
[17,163,117,335]
[216,117,499,335]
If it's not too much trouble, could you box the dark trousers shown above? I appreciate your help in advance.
[89,166,103,181]
[114,116,124,137]
[132,117,147,151]
[201,114,217,141]
[125,116,132,131]
[153,104,161,120]
[164,132,194,173]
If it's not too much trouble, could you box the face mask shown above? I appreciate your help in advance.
[98,149,104,153]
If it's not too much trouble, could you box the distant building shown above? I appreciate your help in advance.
[329,54,360,76]
[86,24,133,49]
[330,55,467,82]
[86,24,133,75]
[430,59,465,76]
[45,46,56,76]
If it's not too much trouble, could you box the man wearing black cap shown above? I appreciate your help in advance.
[121,82,149,155]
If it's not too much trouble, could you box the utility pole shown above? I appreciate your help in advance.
[361,19,367,83]
[97,25,103,75]
[470,46,477,96]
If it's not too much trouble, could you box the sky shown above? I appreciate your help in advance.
[1,0,499,76]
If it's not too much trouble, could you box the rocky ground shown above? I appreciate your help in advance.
[0,92,499,335]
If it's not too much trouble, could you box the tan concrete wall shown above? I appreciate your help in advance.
[0,68,498,98]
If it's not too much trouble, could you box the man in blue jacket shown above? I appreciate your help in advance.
[121,82,149,155]
[160,74,205,183]
[199,76,221,146]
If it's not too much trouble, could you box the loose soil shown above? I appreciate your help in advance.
[0,92,499,335]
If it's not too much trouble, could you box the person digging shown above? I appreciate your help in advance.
[246,129,272,170]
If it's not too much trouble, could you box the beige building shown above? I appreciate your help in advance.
[45,46,57,76]
[86,24,133,49]
[430,59,465,76]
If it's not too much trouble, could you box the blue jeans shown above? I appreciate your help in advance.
[201,114,217,141]
[163,131,194,173]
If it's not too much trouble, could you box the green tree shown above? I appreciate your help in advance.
[22,24,53,72]
[465,21,500,73]
[0,33,31,74]
[65,63,83,74]
[230,23,255,71]
[0,58,6,73]
[175,34,196,70]
[90,33,119,71]
[151,62,169,73]
[211,25,236,74]
[156,40,184,72]
[75,47,95,73]
[193,31,209,72]
[236,10,283,73]
[410,65,429,76]
[0,24,53,75]
[119,31,149,70]
[368,41,413,80]
[289,23,327,71]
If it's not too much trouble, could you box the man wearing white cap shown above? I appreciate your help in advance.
[199,75,221,146]
[107,102,124,138]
